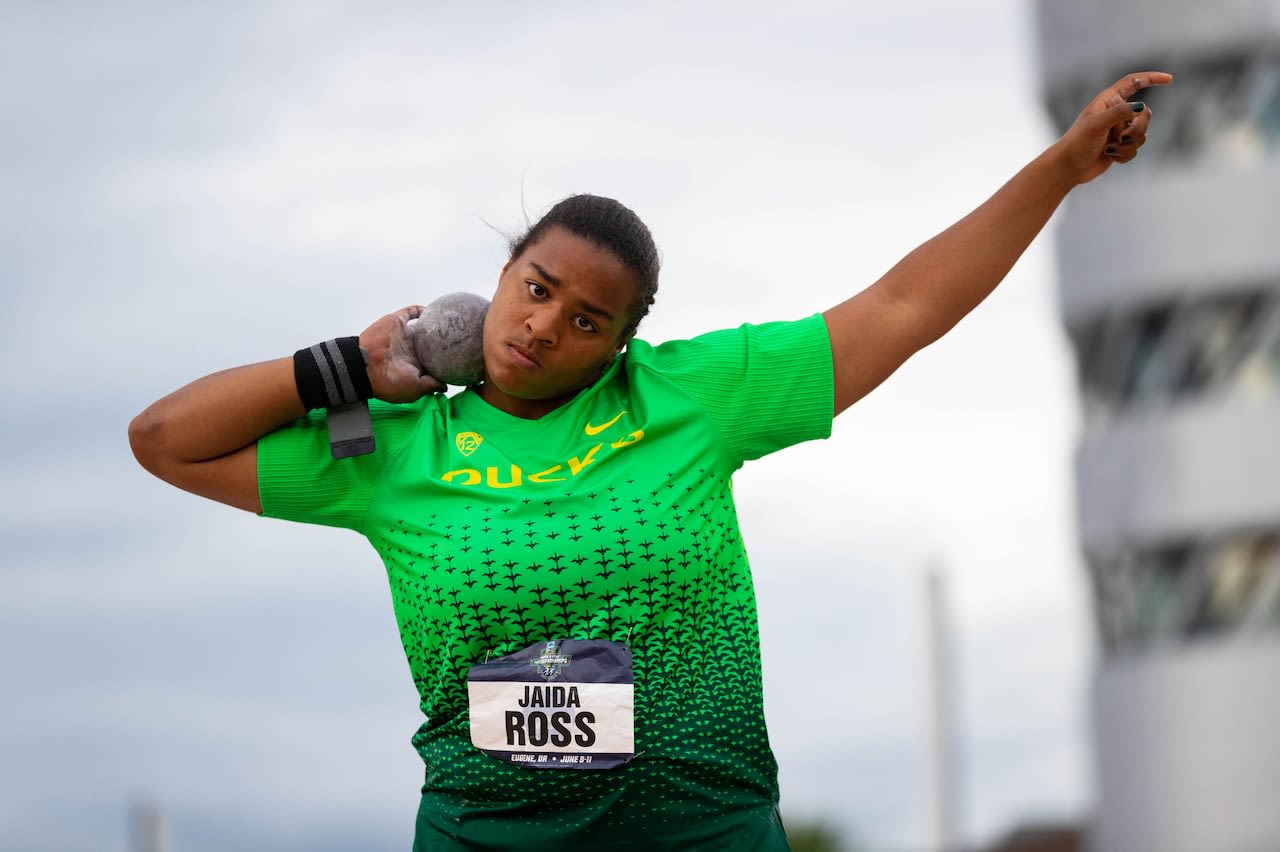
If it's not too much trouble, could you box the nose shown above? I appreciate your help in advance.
[525,304,559,345]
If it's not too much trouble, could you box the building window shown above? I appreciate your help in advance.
[1072,290,1276,420]
[1090,532,1280,654]
[1233,299,1280,399]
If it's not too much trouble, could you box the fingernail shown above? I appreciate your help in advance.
[1130,101,1146,112]
[1106,146,1116,155]
[1120,135,1132,144]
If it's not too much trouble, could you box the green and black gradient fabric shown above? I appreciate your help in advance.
[259,316,834,850]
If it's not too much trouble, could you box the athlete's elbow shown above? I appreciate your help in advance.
[129,405,176,478]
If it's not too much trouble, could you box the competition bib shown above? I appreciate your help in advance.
[467,639,634,770]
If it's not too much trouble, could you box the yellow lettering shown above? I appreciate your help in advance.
[486,465,524,489]
[610,429,644,449]
[441,435,646,488]
[568,444,603,476]
[529,465,567,483]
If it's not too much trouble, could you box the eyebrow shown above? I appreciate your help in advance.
[528,261,617,324]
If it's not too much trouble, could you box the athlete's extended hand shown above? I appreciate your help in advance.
[1051,71,1173,185]
[360,306,447,402]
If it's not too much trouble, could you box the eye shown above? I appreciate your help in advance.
[573,315,598,333]
[526,281,547,299]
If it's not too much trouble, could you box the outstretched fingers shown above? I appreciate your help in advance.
[1063,71,1172,179]
[1115,71,1174,101]
[1100,72,1169,161]
[1094,71,1174,111]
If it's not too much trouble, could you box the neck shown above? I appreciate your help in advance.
[474,383,575,420]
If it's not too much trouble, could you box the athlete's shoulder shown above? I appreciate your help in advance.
[626,316,826,372]
[624,324,748,367]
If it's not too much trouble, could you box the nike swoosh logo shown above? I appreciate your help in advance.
[584,410,627,436]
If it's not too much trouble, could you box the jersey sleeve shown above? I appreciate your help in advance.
[639,313,834,462]
[256,398,432,533]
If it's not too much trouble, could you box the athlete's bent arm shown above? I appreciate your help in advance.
[823,71,1172,416]
[129,305,441,513]
[129,358,302,513]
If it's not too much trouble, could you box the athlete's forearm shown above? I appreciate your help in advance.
[875,147,1076,348]
[129,357,303,472]
[823,149,1076,413]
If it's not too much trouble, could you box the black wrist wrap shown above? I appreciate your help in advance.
[293,337,374,410]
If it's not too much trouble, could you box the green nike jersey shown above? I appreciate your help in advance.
[258,315,833,850]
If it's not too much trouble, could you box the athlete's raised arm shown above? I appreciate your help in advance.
[823,71,1173,415]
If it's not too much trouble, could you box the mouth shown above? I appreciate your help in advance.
[506,342,540,369]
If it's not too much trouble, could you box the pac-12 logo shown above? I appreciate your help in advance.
[456,431,484,456]
[531,641,573,681]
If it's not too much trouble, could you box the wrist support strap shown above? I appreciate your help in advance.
[294,338,377,459]
[293,337,373,410]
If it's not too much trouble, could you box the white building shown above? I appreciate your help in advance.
[1035,2,1280,851]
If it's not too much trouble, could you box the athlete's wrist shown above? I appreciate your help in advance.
[293,337,373,411]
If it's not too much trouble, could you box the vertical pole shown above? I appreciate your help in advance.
[925,566,957,852]
[130,798,168,852]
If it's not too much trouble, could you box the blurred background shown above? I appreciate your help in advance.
[1036,2,1280,851]
[2,2,1276,851]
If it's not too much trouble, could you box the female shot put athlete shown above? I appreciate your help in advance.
[131,72,1171,850]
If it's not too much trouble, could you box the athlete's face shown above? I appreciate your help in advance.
[478,227,639,419]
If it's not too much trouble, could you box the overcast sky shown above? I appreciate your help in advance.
[1,3,1104,850]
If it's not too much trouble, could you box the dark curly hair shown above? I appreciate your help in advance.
[508,194,660,338]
